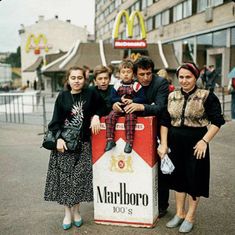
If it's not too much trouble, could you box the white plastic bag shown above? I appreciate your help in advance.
[160,154,175,174]
[157,139,175,174]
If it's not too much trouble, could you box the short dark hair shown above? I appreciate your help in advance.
[133,56,154,74]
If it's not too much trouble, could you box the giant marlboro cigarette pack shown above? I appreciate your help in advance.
[92,116,158,228]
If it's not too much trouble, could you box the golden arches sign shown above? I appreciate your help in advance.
[25,34,50,54]
[112,10,146,40]
[112,10,147,49]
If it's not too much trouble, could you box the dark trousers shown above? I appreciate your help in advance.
[158,162,169,211]
[105,111,137,145]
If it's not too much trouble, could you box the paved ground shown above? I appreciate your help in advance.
[0,121,235,235]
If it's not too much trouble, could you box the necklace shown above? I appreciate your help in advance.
[71,92,82,104]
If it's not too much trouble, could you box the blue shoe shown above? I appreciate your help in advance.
[166,215,184,228]
[62,223,72,230]
[179,220,194,233]
[74,218,83,227]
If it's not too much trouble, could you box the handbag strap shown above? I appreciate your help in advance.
[55,129,62,139]
[62,126,81,131]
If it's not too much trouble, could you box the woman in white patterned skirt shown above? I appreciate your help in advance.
[44,66,105,230]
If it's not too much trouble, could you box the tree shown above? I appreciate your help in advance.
[4,46,21,67]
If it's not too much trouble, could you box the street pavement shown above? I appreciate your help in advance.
[0,121,235,235]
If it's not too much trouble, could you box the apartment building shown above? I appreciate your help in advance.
[95,0,235,86]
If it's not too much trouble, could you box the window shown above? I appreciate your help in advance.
[162,10,170,25]
[197,33,213,67]
[197,0,207,12]
[173,3,183,22]
[155,13,161,28]
[231,27,235,68]
[109,19,115,30]
[114,0,122,8]
[146,17,153,32]
[109,2,115,13]
[183,0,192,18]
[105,24,109,33]
[147,0,154,7]
[142,0,153,10]
[212,0,223,7]
[182,37,195,62]
[121,31,126,39]
[104,8,109,17]
[129,1,141,13]
[213,30,226,47]
[197,0,223,12]
[197,33,213,45]
[134,24,140,38]
[232,27,235,46]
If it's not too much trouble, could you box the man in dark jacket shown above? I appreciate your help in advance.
[113,56,169,217]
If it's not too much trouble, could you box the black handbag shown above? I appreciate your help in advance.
[61,126,82,151]
[41,130,61,150]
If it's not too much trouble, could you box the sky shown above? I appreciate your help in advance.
[0,0,95,52]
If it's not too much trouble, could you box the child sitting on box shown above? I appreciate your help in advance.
[105,59,146,153]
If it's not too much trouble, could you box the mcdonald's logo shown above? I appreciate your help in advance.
[112,10,147,49]
[25,34,52,54]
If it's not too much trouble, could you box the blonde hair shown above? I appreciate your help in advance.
[93,65,112,80]
[118,59,134,72]
[157,69,172,83]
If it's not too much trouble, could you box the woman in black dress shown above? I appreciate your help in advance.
[44,66,104,230]
[158,62,225,233]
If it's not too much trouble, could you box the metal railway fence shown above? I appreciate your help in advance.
[0,91,56,133]
[0,89,232,133]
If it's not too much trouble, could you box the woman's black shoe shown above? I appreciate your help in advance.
[159,208,168,218]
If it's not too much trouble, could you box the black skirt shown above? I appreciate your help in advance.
[44,142,93,207]
[165,126,210,199]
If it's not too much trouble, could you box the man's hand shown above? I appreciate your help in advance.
[121,95,132,105]
[124,103,145,113]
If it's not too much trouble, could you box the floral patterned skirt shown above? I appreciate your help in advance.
[44,142,93,207]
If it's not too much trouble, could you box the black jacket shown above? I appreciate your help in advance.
[142,74,169,116]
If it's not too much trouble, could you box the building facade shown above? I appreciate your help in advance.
[95,0,235,86]
[19,15,89,89]
[0,63,11,88]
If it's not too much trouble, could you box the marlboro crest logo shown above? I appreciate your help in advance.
[110,153,133,173]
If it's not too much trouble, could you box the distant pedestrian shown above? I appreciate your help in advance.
[157,69,175,92]
[83,65,93,86]
[33,80,37,90]
[44,66,104,230]
[158,62,225,233]
[228,76,235,120]
[204,65,218,92]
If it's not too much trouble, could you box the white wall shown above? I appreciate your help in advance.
[20,16,88,86]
